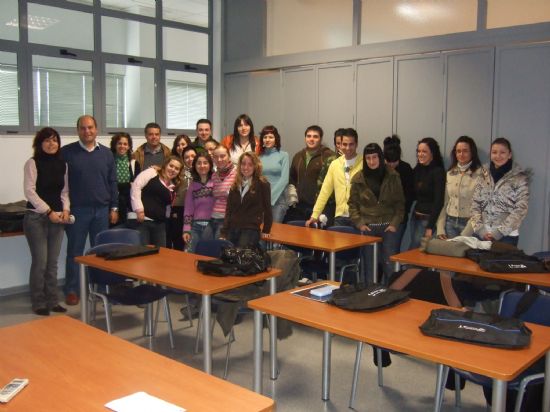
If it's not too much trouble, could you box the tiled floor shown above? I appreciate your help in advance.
[0,291,488,411]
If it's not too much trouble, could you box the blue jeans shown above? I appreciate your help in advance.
[445,216,469,238]
[186,220,211,253]
[203,217,224,240]
[24,211,65,310]
[409,216,430,249]
[272,192,288,224]
[64,205,109,295]
[360,223,401,285]
[127,219,166,247]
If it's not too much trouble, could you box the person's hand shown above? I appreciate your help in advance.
[183,233,191,243]
[61,210,71,223]
[305,218,317,227]
[437,234,448,240]
[359,224,370,232]
[136,210,145,223]
[48,211,62,224]
[483,233,494,241]
[110,210,119,225]
[262,232,271,239]
[424,228,433,238]
[385,225,397,233]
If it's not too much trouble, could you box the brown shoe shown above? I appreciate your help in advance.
[65,292,79,306]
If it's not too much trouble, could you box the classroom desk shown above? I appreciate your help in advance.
[391,248,550,288]
[75,247,281,375]
[248,283,550,412]
[0,316,274,412]
[267,222,381,283]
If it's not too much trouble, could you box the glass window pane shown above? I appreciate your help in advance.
[266,0,353,56]
[163,0,209,28]
[0,52,19,126]
[32,56,93,127]
[361,0,477,44]
[102,16,156,58]
[163,27,208,64]
[488,0,550,29]
[101,0,156,18]
[105,64,155,129]
[166,70,207,129]
[28,3,93,50]
[0,0,19,41]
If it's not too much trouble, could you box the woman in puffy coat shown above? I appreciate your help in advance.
[436,135,484,239]
[470,137,529,246]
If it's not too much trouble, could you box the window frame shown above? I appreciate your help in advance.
[0,0,212,137]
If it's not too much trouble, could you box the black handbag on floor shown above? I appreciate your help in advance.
[329,284,410,312]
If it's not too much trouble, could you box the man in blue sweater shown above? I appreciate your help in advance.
[61,115,118,305]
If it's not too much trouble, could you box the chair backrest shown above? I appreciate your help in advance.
[286,220,317,229]
[499,289,550,326]
[327,225,362,260]
[86,243,133,285]
[194,239,234,258]
[95,228,141,246]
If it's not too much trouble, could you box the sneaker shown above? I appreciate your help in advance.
[50,304,67,313]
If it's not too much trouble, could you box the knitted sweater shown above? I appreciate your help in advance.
[183,180,215,232]
[260,148,289,206]
[61,142,117,208]
[211,165,237,218]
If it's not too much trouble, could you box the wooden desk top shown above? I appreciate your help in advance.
[391,248,550,287]
[0,316,274,412]
[75,247,281,295]
[248,283,550,381]
[0,231,24,238]
[267,222,380,252]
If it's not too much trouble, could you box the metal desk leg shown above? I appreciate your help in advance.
[329,251,336,281]
[372,243,378,284]
[492,379,507,412]
[322,331,332,400]
[394,261,401,272]
[544,351,550,412]
[202,294,212,374]
[269,277,278,380]
[79,263,88,323]
[433,364,449,412]
[253,309,264,393]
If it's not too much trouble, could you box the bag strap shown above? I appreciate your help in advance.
[513,287,539,318]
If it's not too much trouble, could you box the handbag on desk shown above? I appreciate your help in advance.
[196,246,271,277]
[329,284,410,312]
[419,308,532,348]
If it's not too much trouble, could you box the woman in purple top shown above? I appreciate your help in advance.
[183,153,215,252]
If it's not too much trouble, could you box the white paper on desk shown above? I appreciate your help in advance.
[105,391,186,412]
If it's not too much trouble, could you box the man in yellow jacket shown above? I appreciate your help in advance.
[306,128,362,228]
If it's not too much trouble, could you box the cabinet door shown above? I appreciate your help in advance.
[356,58,393,148]
[282,67,317,156]
[318,63,354,144]
[444,49,494,164]
[494,43,550,253]
[224,73,249,136]
[395,53,444,164]
[248,70,283,134]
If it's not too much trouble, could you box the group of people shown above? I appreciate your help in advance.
[23,112,530,317]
